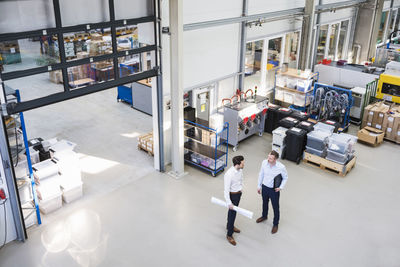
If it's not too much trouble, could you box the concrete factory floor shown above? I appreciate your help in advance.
[0,97,399,266]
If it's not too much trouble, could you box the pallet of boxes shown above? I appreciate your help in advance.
[31,139,83,214]
[138,132,154,156]
[303,122,357,177]
[359,101,400,145]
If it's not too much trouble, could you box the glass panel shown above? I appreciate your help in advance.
[117,26,140,51]
[118,51,155,78]
[4,72,64,102]
[389,10,397,34]
[244,40,263,91]
[137,22,155,46]
[67,60,114,89]
[283,32,300,69]
[0,35,60,73]
[0,0,56,34]
[62,28,113,61]
[316,25,328,63]
[394,9,400,37]
[266,37,282,89]
[327,23,339,60]
[337,21,349,60]
[60,0,110,27]
[114,0,154,19]
[377,11,389,44]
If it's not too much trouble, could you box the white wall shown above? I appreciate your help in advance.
[183,24,241,89]
[248,0,305,15]
[319,8,355,25]
[183,0,242,24]
[247,19,303,41]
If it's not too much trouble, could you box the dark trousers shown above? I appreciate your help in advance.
[262,184,280,226]
[226,192,242,237]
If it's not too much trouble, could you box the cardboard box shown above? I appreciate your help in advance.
[90,33,103,41]
[357,126,384,146]
[383,113,400,140]
[372,103,389,126]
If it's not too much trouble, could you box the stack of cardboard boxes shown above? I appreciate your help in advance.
[361,101,400,144]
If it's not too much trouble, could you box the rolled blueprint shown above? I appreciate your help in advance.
[211,197,253,219]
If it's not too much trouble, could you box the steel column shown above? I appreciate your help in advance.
[238,0,248,91]
[169,0,185,178]
[300,0,318,70]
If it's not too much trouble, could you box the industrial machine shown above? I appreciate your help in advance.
[223,95,268,151]
[350,87,367,122]
[376,73,400,104]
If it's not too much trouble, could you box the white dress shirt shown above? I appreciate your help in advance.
[258,160,288,190]
[224,166,243,205]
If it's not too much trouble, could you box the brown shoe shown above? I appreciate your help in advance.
[226,235,236,246]
[256,216,267,223]
[271,225,278,234]
[233,226,241,233]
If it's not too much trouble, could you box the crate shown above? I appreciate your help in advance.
[303,152,356,177]
[138,132,154,156]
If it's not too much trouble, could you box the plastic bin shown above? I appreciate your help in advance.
[291,110,309,121]
[272,144,285,159]
[276,75,287,87]
[297,121,314,133]
[297,80,312,92]
[284,128,307,163]
[286,78,297,89]
[39,192,62,214]
[62,182,83,203]
[32,159,59,180]
[279,117,299,129]
[306,130,331,150]
[314,122,335,134]
[328,133,357,154]
[284,92,294,104]
[265,104,280,133]
[277,108,293,122]
[272,127,288,146]
[29,148,40,165]
[326,149,349,164]
[321,120,341,133]
[305,146,327,157]
[36,176,61,201]
[275,88,284,101]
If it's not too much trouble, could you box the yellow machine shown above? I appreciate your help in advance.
[376,73,400,104]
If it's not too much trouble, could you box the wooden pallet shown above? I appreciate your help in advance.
[383,138,400,145]
[303,152,356,177]
[138,132,154,156]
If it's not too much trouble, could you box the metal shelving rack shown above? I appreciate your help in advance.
[6,90,42,228]
[273,68,319,111]
[184,119,229,177]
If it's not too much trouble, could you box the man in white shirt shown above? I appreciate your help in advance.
[256,150,288,234]
[224,155,245,246]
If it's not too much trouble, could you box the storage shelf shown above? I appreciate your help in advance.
[277,68,318,80]
[276,86,313,94]
[184,159,225,174]
[184,140,226,159]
